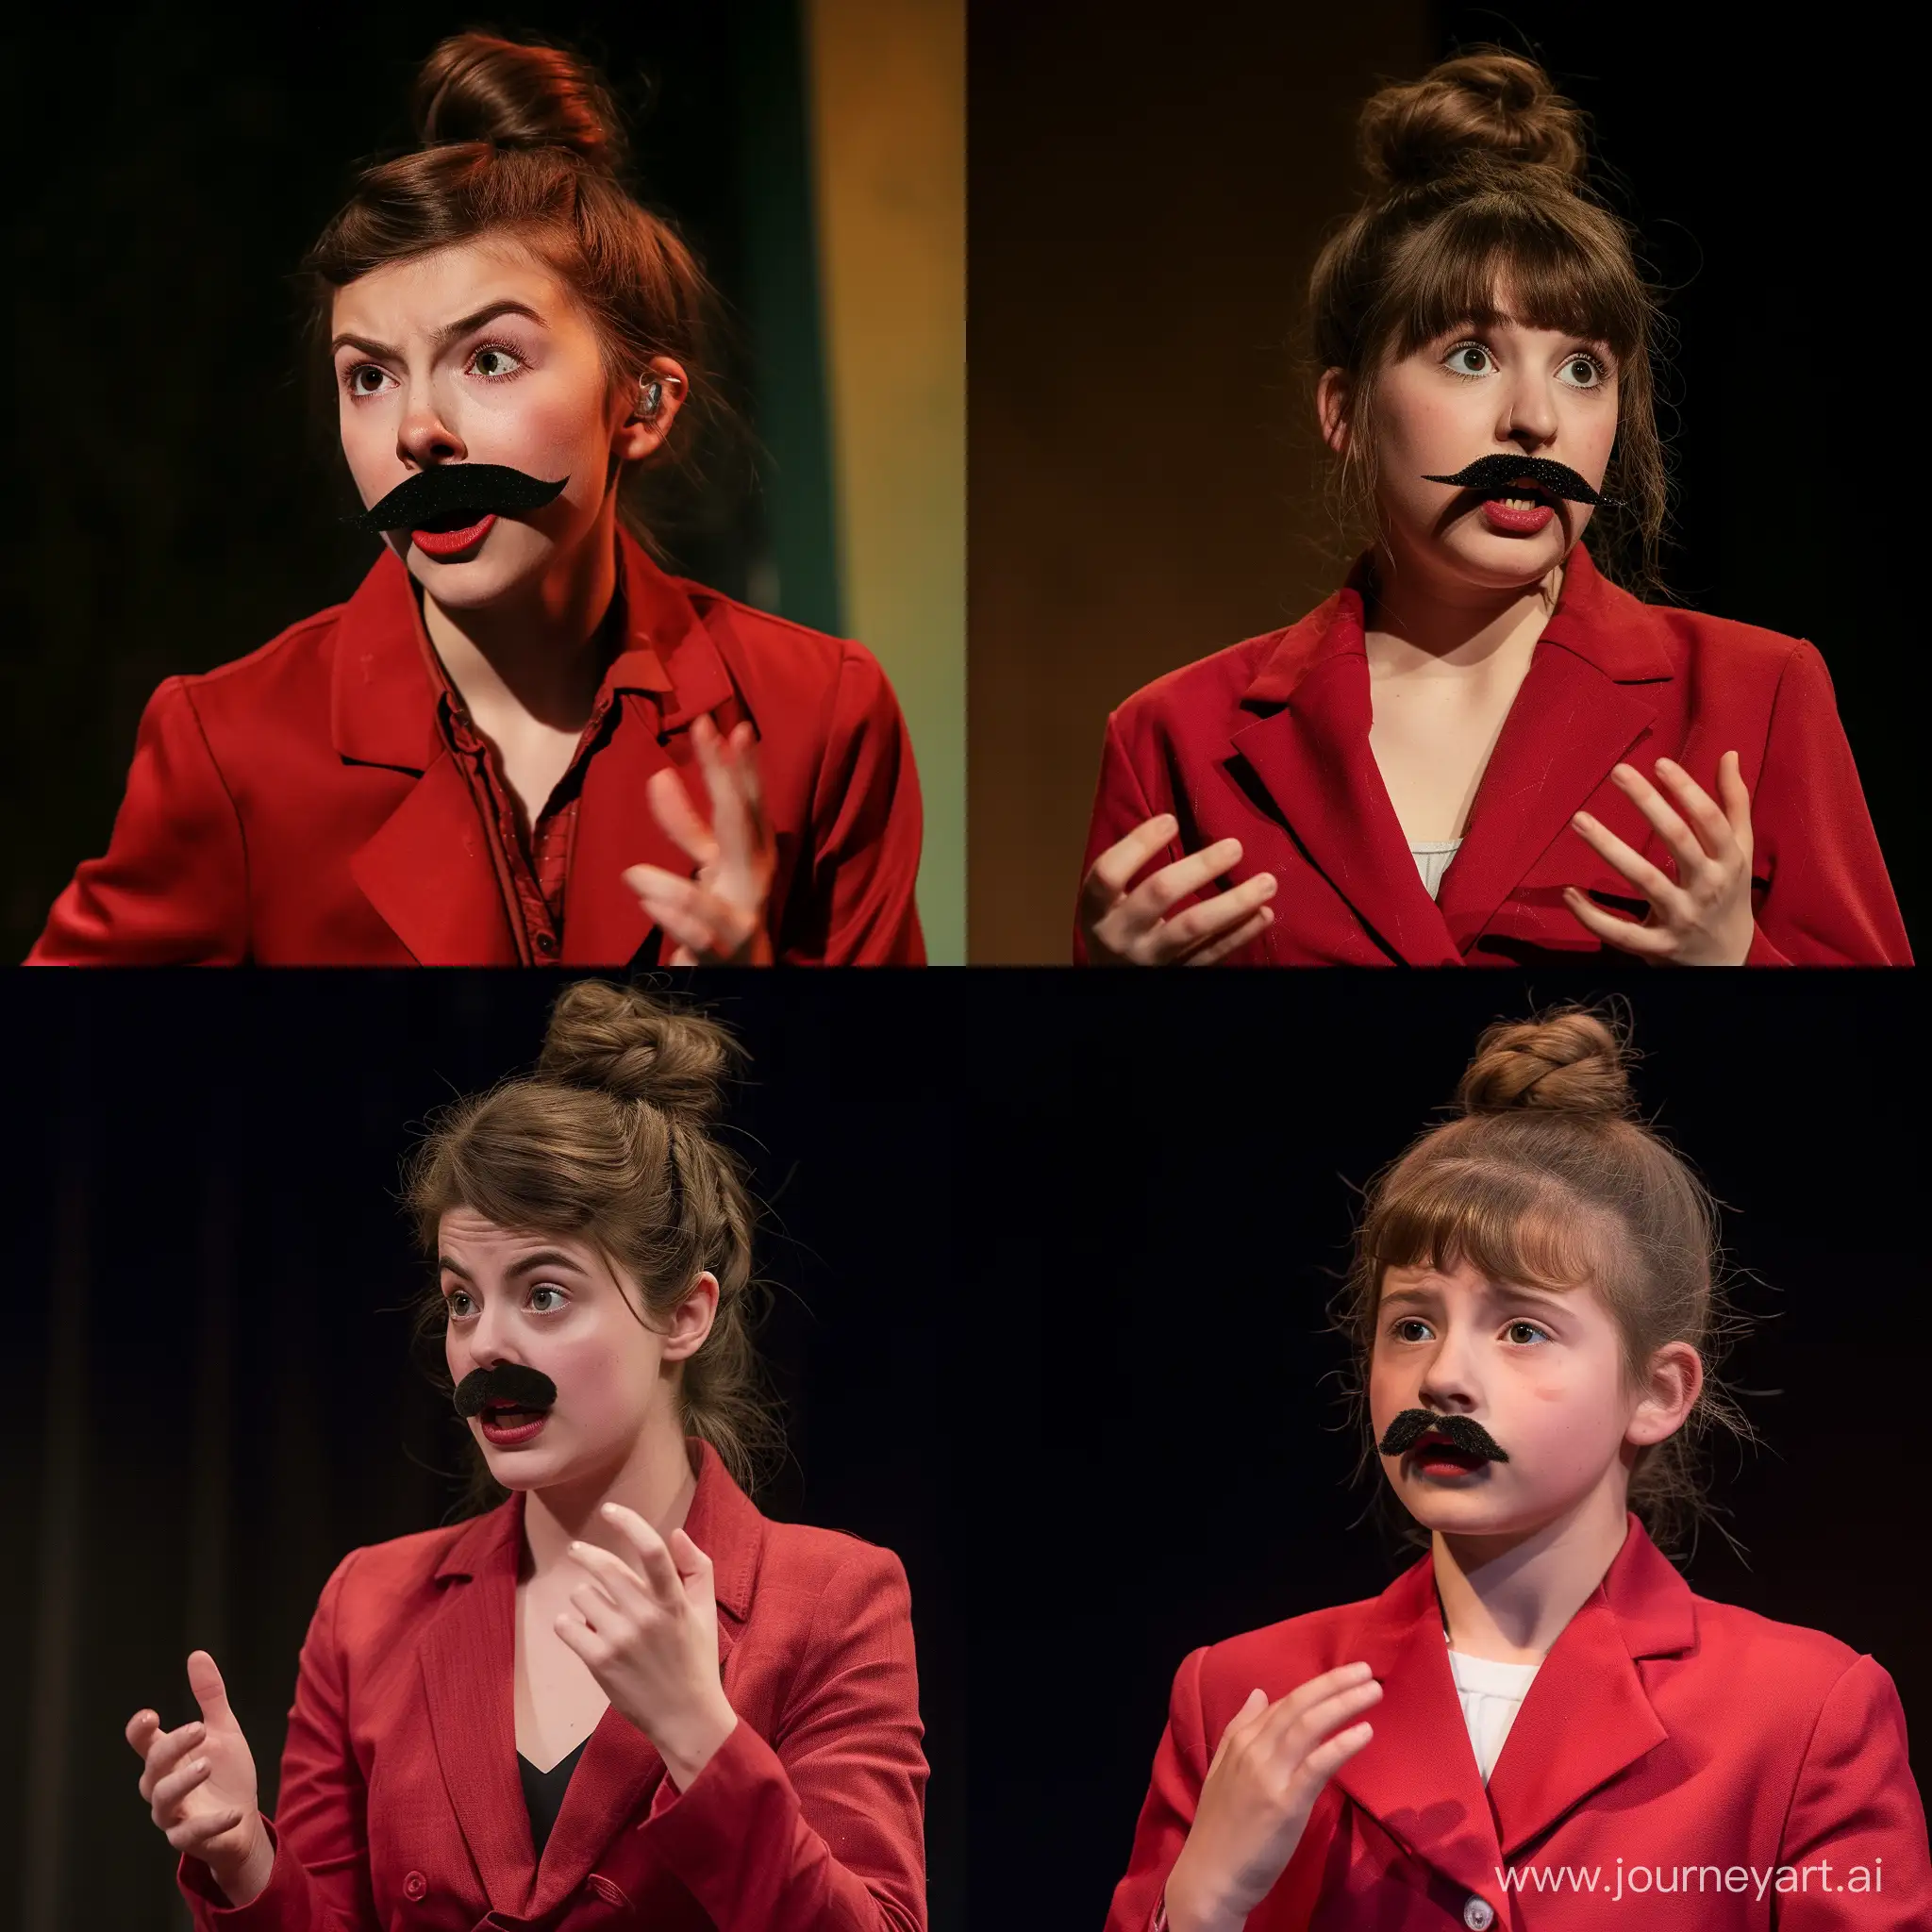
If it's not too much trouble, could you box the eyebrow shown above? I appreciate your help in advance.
[330,298,547,363]
[437,1245,586,1282]
[1379,1280,1568,1310]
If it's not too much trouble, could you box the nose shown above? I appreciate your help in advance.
[394,389,466,471]
[1414,1321,1483,1415]
[1496,368,1559,453]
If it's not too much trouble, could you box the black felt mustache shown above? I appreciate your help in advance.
[346,464,570,534]
[1423,455,1615,508]
[1378,1408,1510,1462]
[454,1361,558,1418]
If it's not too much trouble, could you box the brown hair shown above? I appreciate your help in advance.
[1329,1007,1757,1562]
[405,979,782,1513]
[301,31,723,552]
[1308,50,1671,594]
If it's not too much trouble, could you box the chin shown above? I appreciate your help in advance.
[1431,525,1571,591]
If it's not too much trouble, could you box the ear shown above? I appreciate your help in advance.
[1624,1341,1703,1449]
[659,1270,721,1363]
[1316,367,1353,458]
[610,355,691,467]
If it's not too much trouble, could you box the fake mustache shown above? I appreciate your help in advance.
[1422,454,1615,508]
[453,1360,558,1419]
[345,464,570,534]
[1377,1407,1510,1463]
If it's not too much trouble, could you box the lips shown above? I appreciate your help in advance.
[477,1401,550,1446]
[411,513,497,558]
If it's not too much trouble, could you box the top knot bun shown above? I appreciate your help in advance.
[1359,49,1587,189]
[412,31,627,175]
[1457,1008,1634,1117]
[537,981,739,1123]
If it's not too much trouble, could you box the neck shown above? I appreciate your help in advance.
[1365,541,1563,676]
[1430,1480,1631,1663]
[420,508,623,734]
[521,1411,699,1582]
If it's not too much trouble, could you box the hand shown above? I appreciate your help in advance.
[625,715,776,965]
[125,1651,274,1907]
[1564,752,1756,965]
[558,1501,739,1790]
[1079,814,1277,966]
[1163,1663,1382,1932]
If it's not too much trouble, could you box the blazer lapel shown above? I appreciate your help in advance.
[1328,1553,1507,1907]
[418,1499,530,1917]
[1228,592,1461,965]
[526,1438,767,1918]
[1485,1515,1694,1861]
[1434,548,1675,955]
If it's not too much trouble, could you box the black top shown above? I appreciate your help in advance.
[518,1735,591,1859]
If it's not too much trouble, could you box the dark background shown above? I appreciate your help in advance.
[4,971,1924,1928]
[6,0,841,960]
[969,0,1924,958]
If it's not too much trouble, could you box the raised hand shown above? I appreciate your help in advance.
[557,1501,739,1790]
[1564,752,1756,965]
[625,715,776,965]
[1079,814,1277,966]
[125,1650,274,1907]
[1162,1663,1383,1932]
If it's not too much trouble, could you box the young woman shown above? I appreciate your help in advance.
[125,980,928,1929]
[33,33,924,966]
[1105,1009,1930,1930]
[1075,52,1907,967]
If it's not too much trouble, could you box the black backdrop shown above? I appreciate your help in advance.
[4,970,1924,1928]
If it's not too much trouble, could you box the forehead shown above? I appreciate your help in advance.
[1378,1256,1575,1307]
[437,1208,597,1269]
[329,238,570,341]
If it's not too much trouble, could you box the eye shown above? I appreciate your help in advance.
[344,362,393,398]
[1557,352,1608,391]
[443,1287,475,1320]
[528,1284,567,1313]
[1506,1320,1551,1345]
[1391,1317,1433,1342]
[469,343,526,381]
[1442,341,1496,378]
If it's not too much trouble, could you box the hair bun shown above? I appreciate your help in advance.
[537,981,739,1122]
[1457,1008,1633,1117]
[412,31,626,174]
[1359,49,1587,189]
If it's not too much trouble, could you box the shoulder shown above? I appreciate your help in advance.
[158,601,348,725]
[1107,629,1291,742]
[1684,1589,1865,1690]
[757,1516,911,1602]
[316,1515,488,1639]
[1601,576,1824,688]
[1168,1593,1383,1715]
[679,579,892,700]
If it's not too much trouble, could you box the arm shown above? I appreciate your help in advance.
[27,676,249,964]
[611,1543,928,1932]
[793,641,925,965]
[1104,1648,1211,1932]
[1748,641,1911,965]
[175,1551,375,1931]
[1776,1654,1932,1930]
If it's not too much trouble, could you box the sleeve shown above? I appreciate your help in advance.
[1073,710,1188,965]
[27,676,250,964]
[1746,641,1911,965]
[175,1550,375,1932]
[1775,1654,1932,1930]
[601,1543,928,1932]
[790,641,925,965]
[1103,1647,1211,1932]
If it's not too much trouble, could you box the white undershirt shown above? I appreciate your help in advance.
[1446,1631,1541,1785]
[1410,839,1463,899]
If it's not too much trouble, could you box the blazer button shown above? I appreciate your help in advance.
[535,932,557,956]
[1462,1896,1495,1930]
[403,1871,427,1902]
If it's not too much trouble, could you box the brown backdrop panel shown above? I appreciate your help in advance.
[967,2,1430,962]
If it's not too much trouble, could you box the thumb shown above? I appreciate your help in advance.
[186,1650,237,1730]
[668,1526,714,1589]
[1208,1687,1268,1772]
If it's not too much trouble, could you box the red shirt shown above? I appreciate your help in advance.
[30,531,923,965]
[1108,1513,1932,1932]
[177,1437,929,1931]
[1075,547,1909,966]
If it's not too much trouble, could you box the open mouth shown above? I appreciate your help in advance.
[1476,486,1557,535]
[478,1402,550,1445]
[1407,1432,1491,1475]
[410,512,498,558]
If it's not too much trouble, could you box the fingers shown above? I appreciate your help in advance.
[1183,903,1274,967]
[125,1709,161,1757]
[645,768,721,873]
[566,1540,651,1619]
[666,1525,715,1586]
[623,866,758,964]
[171,1806,248,1854]
[186,1650,235,1728]
[1617,760,1723,875]
[1207,1687,1270,1774]
[691,716,768,870]
[137,1719,207,1802]
[1256,1669,1383,1771]
[1715,749,1754,854]
[1144,870,1275,961]
[1645,758,1736,865]
[601,1502,684,1601]
[1082,815,1180,910]
[151,1750,217,1817]
[1570,808,1680,908]
[1124,838,1246,922]
[1562,887,1675,958]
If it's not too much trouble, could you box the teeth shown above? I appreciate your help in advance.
[1495,497,1539,510]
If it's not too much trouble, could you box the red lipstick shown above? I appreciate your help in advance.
[478,1408,547,1447]
[1479,498,1556,536]
[411,513,498,558]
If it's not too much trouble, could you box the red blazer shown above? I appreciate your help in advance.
[31,533,924,965]
[1107,1514,1932,1931]
[177,1438,927,1931]
[1076,549,1909,965]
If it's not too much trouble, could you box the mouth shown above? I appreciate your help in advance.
[1475,486,1557,537]
[1406,1432,1491,1478]
[410,512,498,558]
[477,1402,550,1447]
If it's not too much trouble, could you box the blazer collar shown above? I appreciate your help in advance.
[332,529,735,964]
[422,1436,768,1920]
[1331,1512,1695,1899]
